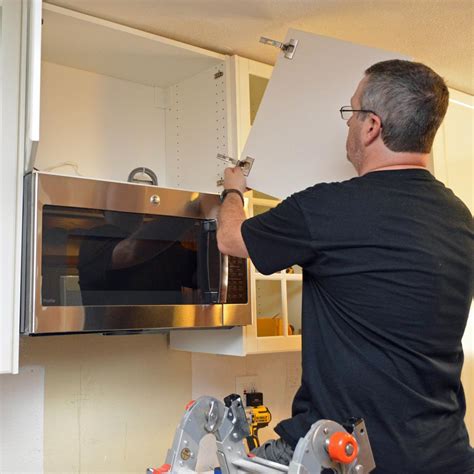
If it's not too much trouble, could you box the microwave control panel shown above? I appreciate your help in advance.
[227,256,248,304]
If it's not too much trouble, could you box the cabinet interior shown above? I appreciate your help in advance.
[249,74,269,125]
[42,5,224,87]
[36,4,228,192]
[256,279,282,337]
[287,280,302,335]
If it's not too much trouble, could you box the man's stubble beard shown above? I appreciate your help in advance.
[346,138,364,174]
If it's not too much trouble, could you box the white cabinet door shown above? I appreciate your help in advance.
[0,0,23,374]
[243,29,407,200]
[24,0,42,171]
[0,0,41,374]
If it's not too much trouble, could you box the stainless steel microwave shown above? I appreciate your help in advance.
[21,171,250,335]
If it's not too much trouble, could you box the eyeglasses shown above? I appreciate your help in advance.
[339,106,377,121]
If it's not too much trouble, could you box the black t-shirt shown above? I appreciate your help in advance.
[241,169,474,474]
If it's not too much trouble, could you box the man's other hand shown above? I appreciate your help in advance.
[224,166,247,193]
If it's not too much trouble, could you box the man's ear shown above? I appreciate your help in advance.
[362,114,382,146]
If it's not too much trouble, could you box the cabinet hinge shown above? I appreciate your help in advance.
[216,154,254,186]
[214,71,224,79]
[259,36,298,60]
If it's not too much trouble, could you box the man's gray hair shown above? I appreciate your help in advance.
[361,60,449,153]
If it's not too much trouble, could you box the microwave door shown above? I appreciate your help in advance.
[42,207,209,308]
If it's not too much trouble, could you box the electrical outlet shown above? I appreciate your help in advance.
[235,375,258,401]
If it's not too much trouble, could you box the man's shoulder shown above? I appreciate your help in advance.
[290,176,362,203]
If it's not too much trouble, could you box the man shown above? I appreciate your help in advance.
[217,60,473,473]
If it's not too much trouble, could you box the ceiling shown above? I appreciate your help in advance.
[45,0,473,95]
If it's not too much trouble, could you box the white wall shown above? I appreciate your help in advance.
[6,340,300,474]
[0,366,44,473]
[34,62,167,184]
[192,351,301,442]
[191,351,301,471]
[18,334,191,473]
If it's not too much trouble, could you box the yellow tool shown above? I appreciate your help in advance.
[244,392,272,451]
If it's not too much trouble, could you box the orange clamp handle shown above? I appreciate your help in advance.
[148,464,171,474]
[185,400,195,411]
[327,431,358,464]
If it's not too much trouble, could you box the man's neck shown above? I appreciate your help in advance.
[358,151,429,176]
[362,164,428,175]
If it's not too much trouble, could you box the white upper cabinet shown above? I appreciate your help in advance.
[34,4,233,192]
[243,29,407,199]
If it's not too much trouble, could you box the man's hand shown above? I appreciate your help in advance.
[224,166,247,193]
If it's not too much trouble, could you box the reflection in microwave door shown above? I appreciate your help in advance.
[60,275,83,306]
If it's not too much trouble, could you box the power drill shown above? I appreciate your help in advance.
[244,391,272,451]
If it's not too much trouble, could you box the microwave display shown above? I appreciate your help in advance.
[41,205,229,307]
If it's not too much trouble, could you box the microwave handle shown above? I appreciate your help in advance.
[218,253,229,303]
[200,220,227,303]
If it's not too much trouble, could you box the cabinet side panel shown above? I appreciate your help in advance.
[0,0,23,374]
[165,62,228,193]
